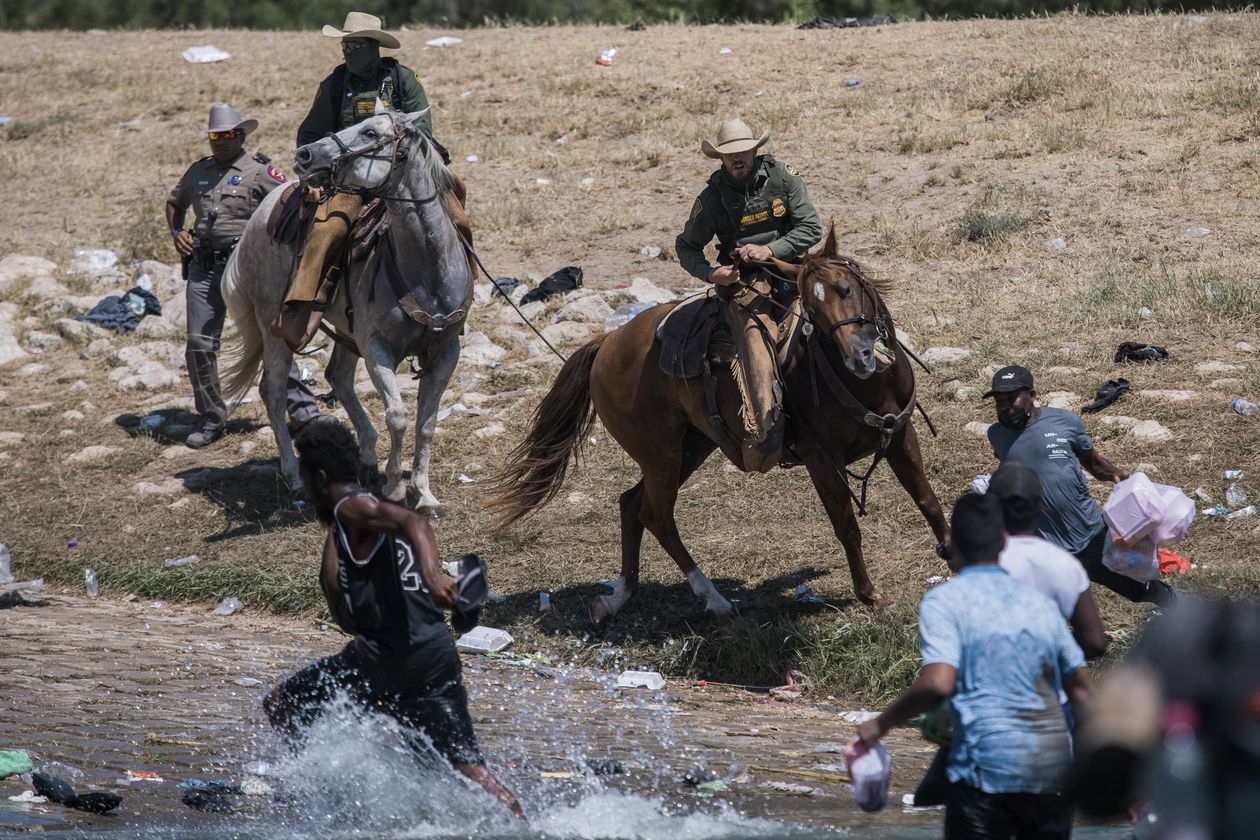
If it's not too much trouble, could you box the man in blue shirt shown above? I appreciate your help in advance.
[858,493,1092,838]
[984,365,1175,606]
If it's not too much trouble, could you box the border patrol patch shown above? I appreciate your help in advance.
[266,165,287,183]
[785,164,800,176]
[772,198,786,218]
[688,198,703,223]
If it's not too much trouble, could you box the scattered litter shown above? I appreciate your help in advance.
[696,779,729,792]
[241,777,273,796]
[233,677,263,688]
[535,177,552,186]
[969,473,991,493]
[838,710,880,724]
[902,792,945,810]
[490,276,521,298]
[182,788,234,813]
[178,779,241,793]
[75,285,162,332]
[603,301,653,331]
[125,770,164,783]
[465,154,479,163]
[814,744,846,754]
[211,597,242,616]
[539,592,551,611]
[33,773,121,814]
[596,48,617,66]
[1138,307,1153,318]
[1226,505,1256,520]
[425,35,462,47]
[617,670,666,690]
[68,540,79,549]
[116,117,144,130]
[845,739,891,812]
[719,46,733,54]
[521,266,582,304]
[138,414,163,431]
[640,246,662,258]
[579,176,595,187]
[1203,504,1229,518]
[1182,227,1210,238]
[1158,549,1191,576]
[683,765,718,786]
[1225,470,1245,480]
[844,78,862,87]
[769,670,812,701]
[1226,483,1248,508]
[86,28,107,35]
[1048,238,1067,251]
[69,248,118,276]
[8,791,47,803]
[586,758,624,776]
[455,625,514,653]
[926,575,945,584]
[760,780,825,796]
[0,750,33,778]
[1232,398,1256,417]
[457,474,476,484]
[0,117,10,128]
[0,544,11,585]
[164,554,199,567]
[181,45,231,64]
[1115,341,1169,364]
[437,403,489,421]
[84,568,98,597]
[1081,378,1131,414]
[442,560,460,576]
[793,584,812,597]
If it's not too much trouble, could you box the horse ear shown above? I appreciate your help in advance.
[822,223,838,257]
[407,108,432,132]
[769,257,802,280]
[374,97,388,116]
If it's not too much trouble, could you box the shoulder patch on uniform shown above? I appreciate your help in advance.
[785,163,800,176]
[252,152,271,164]
[688,197,704,223]
[265,165,287,184]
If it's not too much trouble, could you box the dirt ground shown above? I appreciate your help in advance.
[0,595,955,835]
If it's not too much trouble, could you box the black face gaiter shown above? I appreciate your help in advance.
[999,408,1030,430]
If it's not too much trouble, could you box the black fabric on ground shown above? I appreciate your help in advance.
[1080,378,1130,414]
[1114,341,1169,364]
[520,266,582,304]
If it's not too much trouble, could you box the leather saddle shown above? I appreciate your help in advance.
[655,291,730,379]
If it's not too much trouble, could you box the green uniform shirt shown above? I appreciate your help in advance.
[168,151,289,250]
[675,155,822,282]
[296,59,431,147]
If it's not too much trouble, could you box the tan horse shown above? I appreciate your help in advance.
[489,228,947,625]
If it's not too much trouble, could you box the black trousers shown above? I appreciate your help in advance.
[1074,526,1150,603]
[945,781,1073,840]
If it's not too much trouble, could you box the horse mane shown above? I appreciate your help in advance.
[413,126,455,196]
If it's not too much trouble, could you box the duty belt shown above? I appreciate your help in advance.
[193,238,239,268]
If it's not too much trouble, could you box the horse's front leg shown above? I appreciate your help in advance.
[362,337,407,502]
[800,444,889,608]
[885,423,948,547]
[409,335,460,517]
[325,342,378,482]
[260,335,302,492]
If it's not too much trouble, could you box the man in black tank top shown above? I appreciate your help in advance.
[264,422,524,821]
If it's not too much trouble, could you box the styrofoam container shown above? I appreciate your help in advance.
[616,670,666,690]
[455,626,513,654]
[1103,473,1165,543]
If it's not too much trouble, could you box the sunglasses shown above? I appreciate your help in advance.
[342,40,372,55]
[208,129,238,141]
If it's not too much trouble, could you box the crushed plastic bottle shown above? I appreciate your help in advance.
[84,569,98,598]
[0,544,11,585]
[1224,470,1245,480]
[595,48,617,66]
[1203,505,1229,518]
[602,301,654,332]
[211,597,242,616]
[1226,483,1248,508]
[1232,397,1256,417]
[1226,505,1256,520]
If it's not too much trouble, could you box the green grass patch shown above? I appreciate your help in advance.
[953,207,1031,245]
[1065,263,1260,330]
[4,111,77,141]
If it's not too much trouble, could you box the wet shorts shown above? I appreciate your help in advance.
[266,644,484,767]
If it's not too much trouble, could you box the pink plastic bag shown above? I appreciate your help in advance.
[1151,484,1195,544]
[844,738,891,812]
[1103,474,1196,546]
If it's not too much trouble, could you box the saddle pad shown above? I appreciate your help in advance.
[348,199,389,265]
[656,291,721,379]
[266,183,302,244]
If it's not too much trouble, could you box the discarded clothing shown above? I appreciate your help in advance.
[74,286,162,333]
[798,14,896,29]
[520,266,582,304]
[32,772,122,814]
[182,788,235,813]
[1114,341,1169,364]
[0,750,32,778]
[491,276,520,299]
[1158,549,1192,576]
[1080,378,1130,414]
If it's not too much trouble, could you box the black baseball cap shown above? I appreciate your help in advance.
[982,365,1035,398]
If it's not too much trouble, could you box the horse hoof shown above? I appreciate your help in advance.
[860,593,896,610]
[591,595,614,628]
[382,483,406,503]
[416,503,445,519]
[706,607,735,622]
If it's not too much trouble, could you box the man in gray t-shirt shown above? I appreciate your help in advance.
[983,365,1175,606]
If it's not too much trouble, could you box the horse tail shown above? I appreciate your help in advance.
[486,332,610,527]
[218,248,264,406]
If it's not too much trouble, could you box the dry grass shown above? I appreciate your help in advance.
[2,14,1259,701]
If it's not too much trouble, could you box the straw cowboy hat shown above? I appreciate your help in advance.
[322,11,401,50]
[701,119,770,159]
[205,102,257,136]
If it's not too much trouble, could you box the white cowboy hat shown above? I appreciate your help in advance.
[322,11,401,50]
[205,102,258,136]
[701,119,770,159]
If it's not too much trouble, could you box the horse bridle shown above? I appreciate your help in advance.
[801,256,890,344]
[323,112,438,204]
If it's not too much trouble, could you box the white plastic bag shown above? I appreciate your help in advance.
[1102,533,1160,582]
[1103,473,1196,545]
[844,738,890,812]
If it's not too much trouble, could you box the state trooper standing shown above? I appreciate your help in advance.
[166,103,326,448]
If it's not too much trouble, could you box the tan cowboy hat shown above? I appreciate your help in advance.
[205,102,257,136]
[322,11,401,50]
[701,118,770,159]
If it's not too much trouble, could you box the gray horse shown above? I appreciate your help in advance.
[220,107,470,513]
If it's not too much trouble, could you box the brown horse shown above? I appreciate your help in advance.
[489,228,947,625]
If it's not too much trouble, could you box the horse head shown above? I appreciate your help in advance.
[292,105,435,195]
[772,224,888,380]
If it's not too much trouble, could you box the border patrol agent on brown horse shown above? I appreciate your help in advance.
[273,12,471,351]
[166,103,325,449]
[675,118,822,472]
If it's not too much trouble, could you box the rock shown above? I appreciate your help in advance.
[138,260,182,299]
[14,402,52,414]
[132,478,186,497]
[0,306,27,367]
[20,275,69,303]
[459,392,492,407]
[1098,415,1138,428]
[110,341,184,370]
[0,431,24,447]
[81,338,114,358]
[1044,391,1079,410]
[64,444,121,464]
[640,246,662,258]
[473,422,505,439]
[980,363,1003,379]
[253,427,275,444]
[1141,390,1198,402]
[1195,360,1239,373]
[498,300,546,324]
[894,327,916,354]
[69,379,89,393]
[1129,420,1173,442]
[22,330,63,353]
[921,347,972,364]
[473,283,493,306]
[1045,366,1083,376]
[554,295,614,324]
[15,362,48,378]
[964,421,990,437]
[625,277,676,305]
[238,440,256,457]
[61,409,84,421]
[461,332,507,367]
[54,318,105,342]
[113,361,182,392]
[541,321,590,345]
[162,445,198,460]
[135,316,179,339]
[1209,378,1242,391]
[1135,462,1160,475]
[0,254,56,293]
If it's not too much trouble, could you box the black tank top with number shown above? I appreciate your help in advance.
[333,491,448,669]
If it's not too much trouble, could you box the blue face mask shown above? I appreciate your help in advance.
[343,41,379,77]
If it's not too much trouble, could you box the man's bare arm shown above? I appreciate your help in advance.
[1079,446,1130,483]
[335,495,458,608]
